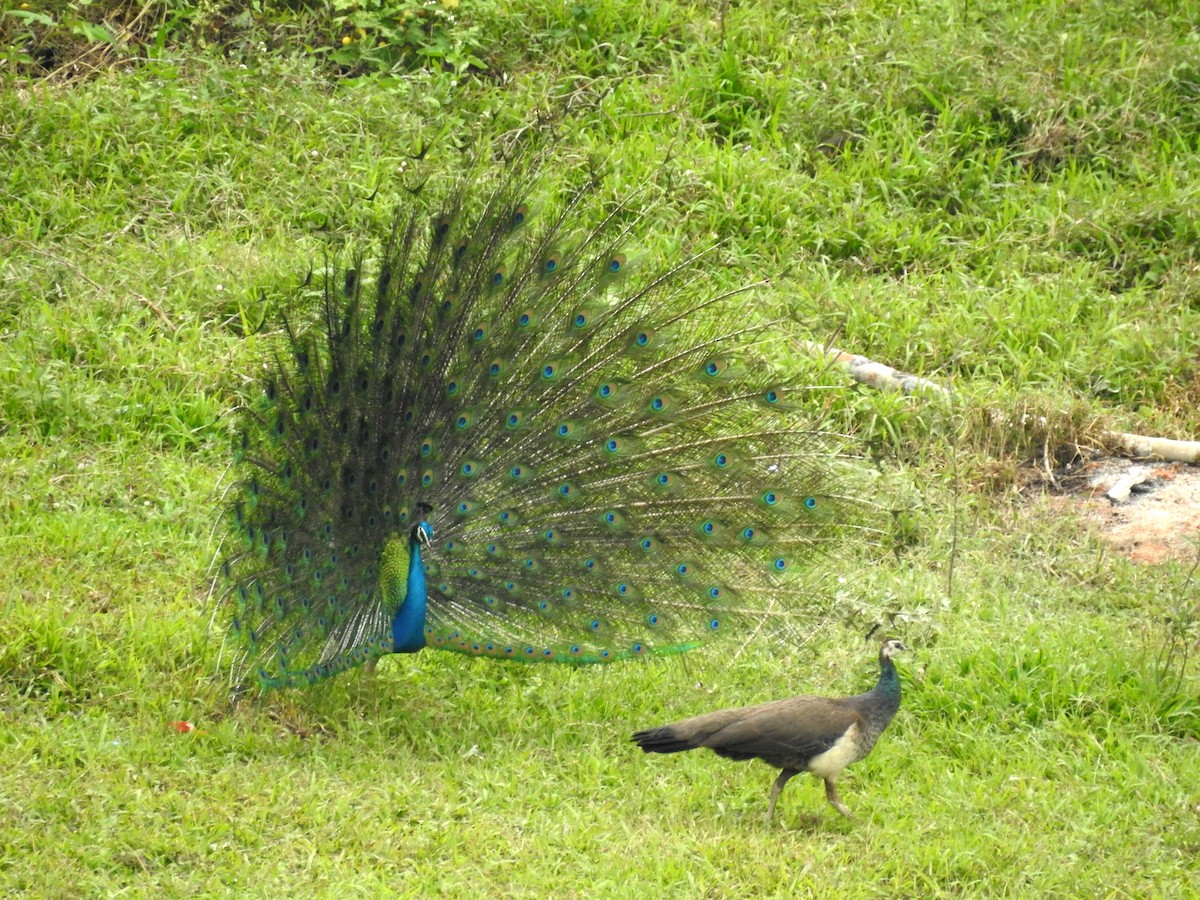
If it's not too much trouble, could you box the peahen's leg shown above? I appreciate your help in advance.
[824,778,852,819]
[765,769,798,823]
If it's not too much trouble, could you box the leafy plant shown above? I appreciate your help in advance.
[326,0,491,77]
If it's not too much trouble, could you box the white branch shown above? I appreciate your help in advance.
[797,340,952,397]
[795,339,1200,464]
[1106,432,1200,464]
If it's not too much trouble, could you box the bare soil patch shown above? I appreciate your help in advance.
[1054,459,1200,564]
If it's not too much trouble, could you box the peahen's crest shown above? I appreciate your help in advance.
[216,156,865,693]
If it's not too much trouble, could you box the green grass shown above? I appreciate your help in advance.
[3,0,1200,895]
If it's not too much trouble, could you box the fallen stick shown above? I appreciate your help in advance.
[1105,432,1200,465]
[796,339,1200,464]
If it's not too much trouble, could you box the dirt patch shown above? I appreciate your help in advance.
[1054,459,1200,564]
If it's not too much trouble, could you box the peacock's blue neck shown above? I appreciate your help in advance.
[390,535,428,654]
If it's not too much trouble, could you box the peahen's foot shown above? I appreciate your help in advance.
[764,769,799,823]
[824,779,853,819]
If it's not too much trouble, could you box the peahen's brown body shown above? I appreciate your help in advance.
[632,638,908,821]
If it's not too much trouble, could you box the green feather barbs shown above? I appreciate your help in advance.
[218,159,863,693]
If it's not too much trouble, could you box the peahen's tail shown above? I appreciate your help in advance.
[215,152,867,693]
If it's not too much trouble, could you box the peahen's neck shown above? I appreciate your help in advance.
[874,653,902,704]
[387,534,428,654]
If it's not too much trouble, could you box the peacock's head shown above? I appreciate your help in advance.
[411,502,434,551]
[879,638,909,659]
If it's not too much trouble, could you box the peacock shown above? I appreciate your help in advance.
[215,152,865,694]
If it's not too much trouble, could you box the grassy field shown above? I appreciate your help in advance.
[3,1,1200,895]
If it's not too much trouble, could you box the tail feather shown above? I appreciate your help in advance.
[631,726,700,755]
[217,153,867,692]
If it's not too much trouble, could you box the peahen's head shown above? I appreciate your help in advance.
[879,638,909,660]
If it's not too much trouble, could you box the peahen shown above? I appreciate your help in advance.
[216,155,864,694]
[631,638,909,821]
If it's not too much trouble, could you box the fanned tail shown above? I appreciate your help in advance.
[217,153,867,693]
